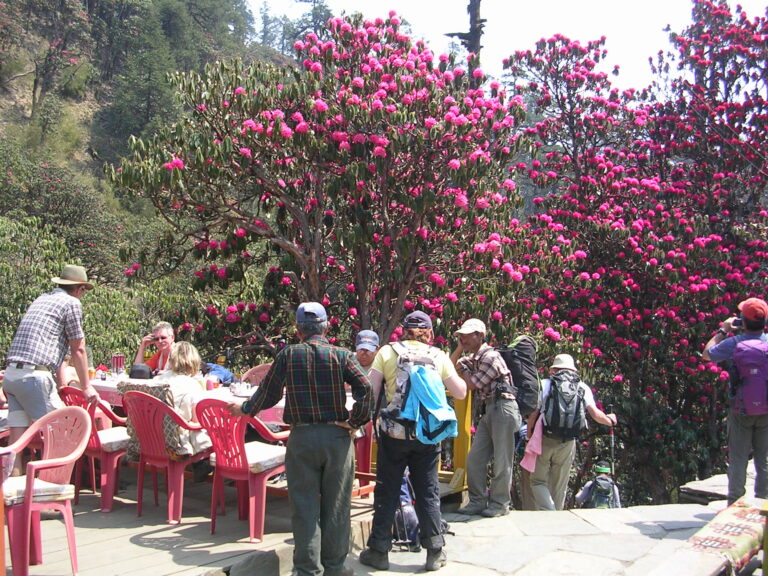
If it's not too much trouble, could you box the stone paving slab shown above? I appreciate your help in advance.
[8,464,750,576]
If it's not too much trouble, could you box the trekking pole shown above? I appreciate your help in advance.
[608,404,615,477]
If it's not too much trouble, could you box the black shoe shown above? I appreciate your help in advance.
[359,548,389,570]
[425,548,447,571]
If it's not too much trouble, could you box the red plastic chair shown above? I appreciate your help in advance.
[59,386,130,512]
[195,398,289,542]
[0,406,91,576]
[122,390,212,524]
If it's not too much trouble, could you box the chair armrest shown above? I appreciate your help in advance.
[248,415,290,443]
[97,400,127,426]
[163,406,204,431]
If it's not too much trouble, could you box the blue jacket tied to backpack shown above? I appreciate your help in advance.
[401,365,458,444]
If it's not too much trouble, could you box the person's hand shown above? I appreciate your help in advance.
[226,402,245,417]
[606,413,617,426]
[82,385,100,404]
[334,420,358,437]
[721,317,740,333]
[140,334,156,347]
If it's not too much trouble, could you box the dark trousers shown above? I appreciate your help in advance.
[286,424,354,576]
[367,434,444,552]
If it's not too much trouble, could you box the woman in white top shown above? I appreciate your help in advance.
[157,341,211,455]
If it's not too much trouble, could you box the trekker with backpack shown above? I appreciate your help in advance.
[359,311,466,572]
[703,297,768,504]
[575,461,621,509]
[451,318,522,517]
[526,354,616,511]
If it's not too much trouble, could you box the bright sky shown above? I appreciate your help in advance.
[252,0,766,89]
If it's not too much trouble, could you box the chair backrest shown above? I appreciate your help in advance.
[122,390,190,462]
[32,407,91,485]
[195,399,249,473]
[58,386,101,451]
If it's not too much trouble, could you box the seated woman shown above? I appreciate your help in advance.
[156,342,212,457]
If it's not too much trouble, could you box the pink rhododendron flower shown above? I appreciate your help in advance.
[448,159,461,170]
[234,86,245,95]
[281,276,292,285]
[216,268,228,279]
[348,308,358,317]
[258,313,270,323]
[492,311,503,320]
[239,147,252,158]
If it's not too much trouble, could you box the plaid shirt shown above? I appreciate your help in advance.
[457,343,512,401]
[7,288,85,371]
[242,335,373,428]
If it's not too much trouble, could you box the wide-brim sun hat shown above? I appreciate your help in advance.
[52,264,94,290]
[550,354,577,372]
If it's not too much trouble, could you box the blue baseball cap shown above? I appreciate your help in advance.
[355,330,380,351]
[296,302,327,323]
[402,310,432,329]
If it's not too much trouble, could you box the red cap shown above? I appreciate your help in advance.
[738,298,768,323]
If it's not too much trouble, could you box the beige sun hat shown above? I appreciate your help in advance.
[454,318,487,335]
[52,264,94,290]
[550,354,577,372]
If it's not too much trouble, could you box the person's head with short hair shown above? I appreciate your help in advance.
[169,341,201,377]
[355,329,380,369]
[401,310,433,344]
[549,353,578,374]
[454,318,487,354]
[295,302,329,339]
[738,297,768,332]
[52,264,94,299]
[152,321,175,352]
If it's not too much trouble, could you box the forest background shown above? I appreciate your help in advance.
[0,0,766,506]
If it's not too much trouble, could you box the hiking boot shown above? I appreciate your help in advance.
[456,501,486,515]
[359,548,389,570]
[481,505,510,518]
[425,548,447,571]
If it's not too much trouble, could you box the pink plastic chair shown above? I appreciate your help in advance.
[122,390,212,524]
[59,386,130,512]
[195,398,289,542]
[0,406,91,576]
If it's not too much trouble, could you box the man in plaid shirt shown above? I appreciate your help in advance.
[451,318,521,517]
[5,264,100,475]
[228,302,372,576]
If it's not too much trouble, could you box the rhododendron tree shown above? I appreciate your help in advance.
[490,0,768,503]
[114,11,526,350]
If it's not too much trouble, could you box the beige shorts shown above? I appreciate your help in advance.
[3,366,63,427]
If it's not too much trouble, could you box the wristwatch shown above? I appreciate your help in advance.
[716,328,729,336]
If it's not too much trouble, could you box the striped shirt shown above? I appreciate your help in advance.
[7,288,85,371]
[242,335,373,428]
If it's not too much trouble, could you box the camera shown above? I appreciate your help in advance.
[733,318,743,327]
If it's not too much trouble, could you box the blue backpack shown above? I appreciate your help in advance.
[731,339,768,415]
[378,342,458,444]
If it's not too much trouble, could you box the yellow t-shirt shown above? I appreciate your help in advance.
[372,340,458,402]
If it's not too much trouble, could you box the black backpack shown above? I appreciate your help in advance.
[585,476,618,509]
[497,335,541,418]
[543,369,586,440]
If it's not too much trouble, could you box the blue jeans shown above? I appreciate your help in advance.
[367,434,444,553]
